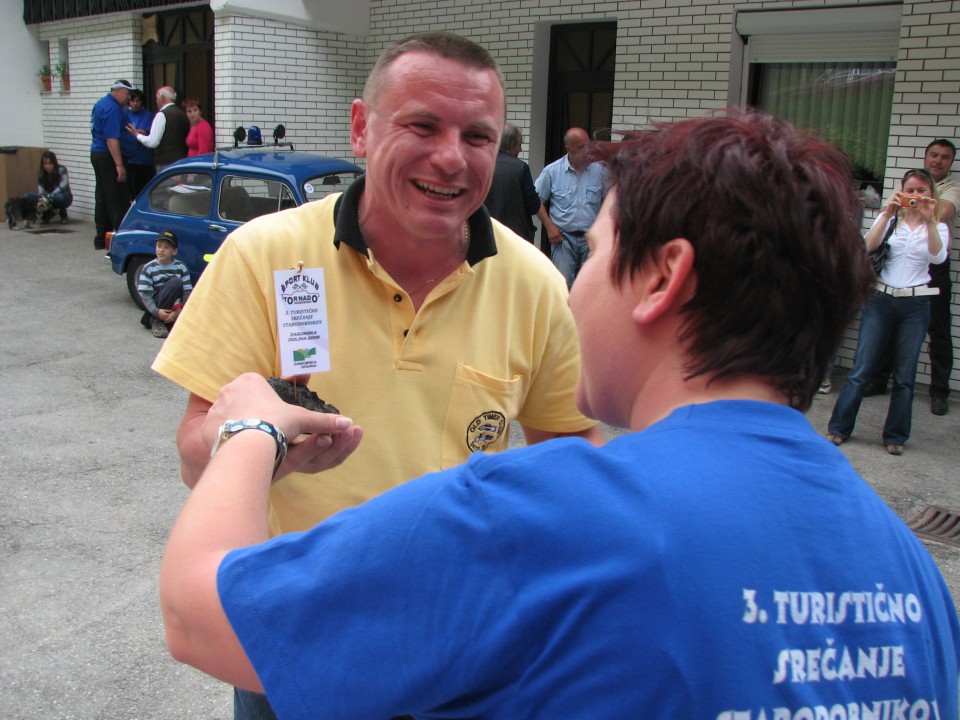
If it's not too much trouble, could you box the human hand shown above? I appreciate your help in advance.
[547,223,564,244]
[157,308,173,322]
[116,164,127,182]
[203,373,362,480]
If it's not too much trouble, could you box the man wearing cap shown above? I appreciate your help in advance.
[127,86,190,172]
[90,79,132,250]
[137,230,192,339]
[535,127,607,288]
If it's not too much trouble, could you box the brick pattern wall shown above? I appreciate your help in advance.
[212,14,365,161]
[867,0,960,386]
[38,13,143,221]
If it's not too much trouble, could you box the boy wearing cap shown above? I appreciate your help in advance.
[138,230,192,339]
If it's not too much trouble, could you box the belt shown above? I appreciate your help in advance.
[567,230,586,237]
[873,282,939,297]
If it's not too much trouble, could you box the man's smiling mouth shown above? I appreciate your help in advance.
[414,180,465,200]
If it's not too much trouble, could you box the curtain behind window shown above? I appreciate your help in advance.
[753,62,895,195]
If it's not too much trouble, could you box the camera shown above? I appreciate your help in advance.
[900,195,921,208]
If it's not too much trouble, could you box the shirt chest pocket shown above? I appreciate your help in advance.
[440,364,524,469]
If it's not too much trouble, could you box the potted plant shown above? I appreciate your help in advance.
[55,62,70,91]
[38,64,52,92]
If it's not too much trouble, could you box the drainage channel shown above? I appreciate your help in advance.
[907,505,960,549]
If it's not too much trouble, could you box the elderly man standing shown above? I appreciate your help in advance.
[483,122,540,243]
[535,126,606,287]
[153,31,601,720]
[90,79,132,250]
[127,86,189,171]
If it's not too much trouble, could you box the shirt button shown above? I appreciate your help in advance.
[393,294,403,302]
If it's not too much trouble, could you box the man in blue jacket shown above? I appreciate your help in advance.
[90,79,132,250]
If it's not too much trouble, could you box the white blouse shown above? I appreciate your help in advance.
[871,214,949,289]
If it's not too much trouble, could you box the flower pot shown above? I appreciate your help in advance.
[40,75,52,92]
[60,75,70,91]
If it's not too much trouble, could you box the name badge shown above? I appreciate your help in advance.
[274,267,330,376]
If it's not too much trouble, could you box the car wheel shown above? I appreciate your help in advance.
[126,255,151,310]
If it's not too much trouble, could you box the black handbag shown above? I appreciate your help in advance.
[869,216,898,275]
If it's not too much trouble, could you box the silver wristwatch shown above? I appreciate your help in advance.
[210,418,288,478]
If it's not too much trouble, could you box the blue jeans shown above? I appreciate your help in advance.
[234,688,277,720]
[551,232,590,289]
[828,290,931,445]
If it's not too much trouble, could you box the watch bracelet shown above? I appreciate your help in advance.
[213,418,288,478]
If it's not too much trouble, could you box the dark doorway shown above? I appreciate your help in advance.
[544,22,616,165]
[142,6,215,126]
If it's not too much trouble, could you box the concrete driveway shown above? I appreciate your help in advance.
[1,217,958,719]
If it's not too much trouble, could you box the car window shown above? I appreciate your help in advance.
[149,173,214,216]
[303,171,362,202]
[218,176,295,222]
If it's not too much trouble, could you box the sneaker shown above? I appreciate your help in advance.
[931,396,948,416]
[94,236,106,250]
[817,378,832,394]
[151,318,169,339]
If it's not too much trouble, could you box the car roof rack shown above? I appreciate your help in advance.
[212,124,294,169]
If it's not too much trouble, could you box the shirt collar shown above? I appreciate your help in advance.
[332,175,497,266]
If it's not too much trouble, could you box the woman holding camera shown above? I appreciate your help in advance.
[827,169,949,455]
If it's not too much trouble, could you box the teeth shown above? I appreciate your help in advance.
[415,180,461,197]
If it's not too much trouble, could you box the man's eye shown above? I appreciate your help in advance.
[466,132,494,146]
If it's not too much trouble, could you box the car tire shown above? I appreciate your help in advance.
[126,255,151,310]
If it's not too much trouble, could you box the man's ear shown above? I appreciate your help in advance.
[632,238,695,326]
[350,99,368,158]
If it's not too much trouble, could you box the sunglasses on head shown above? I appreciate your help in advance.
[902,168,933,183]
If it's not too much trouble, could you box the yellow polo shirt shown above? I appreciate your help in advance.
[153,178,595,534]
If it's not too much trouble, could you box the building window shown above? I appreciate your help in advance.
[750,61,895,201]
[736,4,901,206]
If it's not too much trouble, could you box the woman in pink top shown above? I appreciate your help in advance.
[184,98,214,156]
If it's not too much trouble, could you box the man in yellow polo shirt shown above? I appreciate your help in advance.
[153,30,600,720]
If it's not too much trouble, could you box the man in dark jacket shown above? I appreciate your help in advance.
[483,123,540,243]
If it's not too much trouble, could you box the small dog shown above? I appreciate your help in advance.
[5,196,40,230]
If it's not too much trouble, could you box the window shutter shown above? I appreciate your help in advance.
[737,4,901,63]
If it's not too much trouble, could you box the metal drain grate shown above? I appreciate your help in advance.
[25,228,74,235]
[906,505,960,549]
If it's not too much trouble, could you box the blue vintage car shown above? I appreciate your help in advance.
[107,139,362,308]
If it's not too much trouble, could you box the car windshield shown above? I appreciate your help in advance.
[303,171,362,202]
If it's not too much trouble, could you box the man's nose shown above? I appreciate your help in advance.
[431,130,467,174]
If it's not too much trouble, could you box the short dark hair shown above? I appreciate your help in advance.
[591,110,874,410]
[363,31,504,108]
[500,123,521,154]
[925,138,956,158]
[129,89,145,103]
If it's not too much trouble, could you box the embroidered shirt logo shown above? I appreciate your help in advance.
[466,411,506,453]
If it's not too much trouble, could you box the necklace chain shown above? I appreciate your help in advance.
[407,222,470,297]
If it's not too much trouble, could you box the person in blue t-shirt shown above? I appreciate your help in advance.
[160,108,960,719]
[121,88,155,200]
[90,79,132,250]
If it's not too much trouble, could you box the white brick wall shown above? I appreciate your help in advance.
[37,13,143,221]
[211,14,365,161]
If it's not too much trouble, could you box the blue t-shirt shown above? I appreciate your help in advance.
[121,107,154,164]
[90,93,124,153]
[219,401,960,719]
